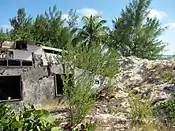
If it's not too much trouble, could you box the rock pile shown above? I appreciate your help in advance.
[116,56,175,103]
[88,56,175,130]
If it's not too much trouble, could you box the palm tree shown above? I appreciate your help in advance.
[79,15,109,48]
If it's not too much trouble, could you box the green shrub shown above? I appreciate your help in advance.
[159,71,175,84]
[58,42,119,129]
[128,92,154,125]
[128,92,158,131]
[0,100,59,131]
[154,100,175,120]
[61,42,119,78]
[62,73,96,128]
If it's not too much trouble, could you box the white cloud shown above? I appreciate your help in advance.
[0,24,13,31]
[147,9,167,19]
[166,22,175,28]
[77,8,102,17]
[61,14,69,20]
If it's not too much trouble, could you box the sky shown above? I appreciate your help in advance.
[0,0,175,55]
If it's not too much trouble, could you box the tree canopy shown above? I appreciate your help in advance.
[110,0,167,59]
[0,0,168,60]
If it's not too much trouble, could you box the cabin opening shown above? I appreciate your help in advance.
[0,59,7,66]
[43,49,62,56]
[15,41,27,50]
[0,75,22,101]
[55,74,73,96]
[22,60,33,66]
[8,59,21,66]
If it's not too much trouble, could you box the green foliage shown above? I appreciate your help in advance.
[84,122,96,131]
[34,5,65,48]
[0,101,59,131]
[159,71,175,84]
[62,42,119,78]
[9,5,79,49]
[128,92,154,124]
[62,73,95,127]
[128,91,160,131]
[32,6,79,49]
[6,1,167,56]
[79,15,109,48]
[154,100,175,120]
[111,0,166,59]
[0,31,10,41]
[30,5,67,48]
[65,9,80,48]
[58,42,119,128]
[0,29,11,46]
[10,8,33,41]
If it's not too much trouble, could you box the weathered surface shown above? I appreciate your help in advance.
[0,64,109,105]
[0,64,64,105]
[74,68,110,94]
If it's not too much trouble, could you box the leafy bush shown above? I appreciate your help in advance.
[154,100,175,120]
[62,73,96,128]
[159,71,175,84]
[128,91,159,131]
[0,100,59,131]
[61,42,119,78]
[57,42,119,129]
[128,92,154,125]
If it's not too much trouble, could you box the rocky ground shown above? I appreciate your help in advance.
[88,56,175,130]
[47,56,175,130]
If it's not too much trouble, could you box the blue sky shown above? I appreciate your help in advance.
[0,0,175,55]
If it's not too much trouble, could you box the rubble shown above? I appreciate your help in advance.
[87,56,175,130]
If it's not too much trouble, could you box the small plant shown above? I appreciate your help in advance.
[62,73,96,128]
[128,91,155,128]
[154,100,175,120]
[159,71,175,84]
[152,100,175,130]
[0,99,59,131]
